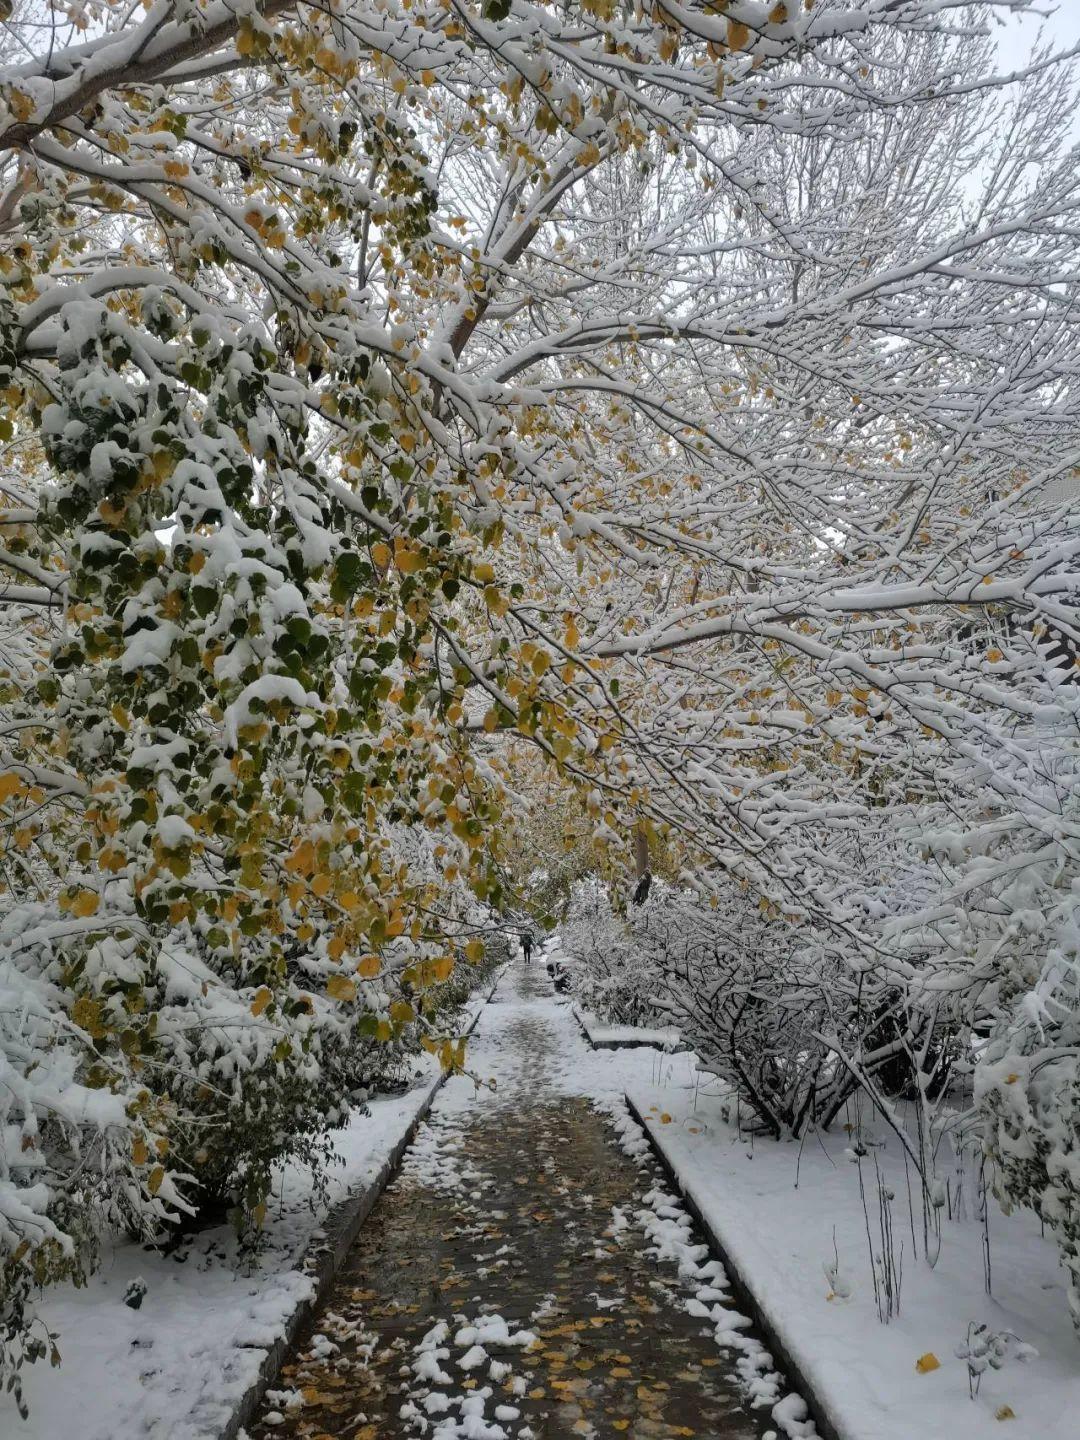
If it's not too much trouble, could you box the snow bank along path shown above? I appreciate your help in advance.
[627,1081,1080,1440]
[246,951,813,1440]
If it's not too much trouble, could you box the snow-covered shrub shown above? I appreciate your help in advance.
[564,870,959,1142]
[651,895,869,1138]
[560,879,664,1027]
[0,913,181,1412]
[562,875,859,1134]
[0,820,504,1394]
[563,870,869,1135]
[887,709,1080,1332]
[954,1322,1037,1401]
[974,881,1080,1329]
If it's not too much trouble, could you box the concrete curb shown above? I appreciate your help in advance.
[219,967,507,1440]
[624,1091,849,1440]
[573,1004,686,1052]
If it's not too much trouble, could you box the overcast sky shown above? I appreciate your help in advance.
[996,2,1080,58]
[995,3,1080,137]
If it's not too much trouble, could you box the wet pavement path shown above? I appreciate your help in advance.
[249,962,797,1440]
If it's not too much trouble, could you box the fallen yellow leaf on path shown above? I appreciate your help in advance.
[915,1352,940,1373]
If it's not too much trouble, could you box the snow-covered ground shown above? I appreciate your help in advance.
[1,984,502,1440]
[629,1070,1080,1440]
[15,943,1074,1440]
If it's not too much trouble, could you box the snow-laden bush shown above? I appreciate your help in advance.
[973,866,1080,1329]
[0,854,504,1398]
[881,709,1080,1333]
[564,873,960,1140]
[560,880,661,1027]
[0,915,181,1414]
[640,884,883,1138]
[561,876,863,1134]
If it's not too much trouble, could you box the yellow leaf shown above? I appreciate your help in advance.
[0,771,25,803]
[915,1353,940,1374]
[390,999,414,1024]
[465,938,484,963]
[996,1406,1015,1421]
[326,974,357,1002]
[311,871,333,898]
[371,541,391,569]
[357,954,381,979]
[394,539,424,574]
[132,1138,148,1166]
[285,839,316,875]
[727,20,751,51]
[986,648,1003,663]
[386,909,406,938]
[71,890,100,918]
[147,1166,165,1196]
[251,986,272,1017]
[71,996,106,1038]
[327,934,348,962]
[659,1113,672,1124]
[474,562,495,583]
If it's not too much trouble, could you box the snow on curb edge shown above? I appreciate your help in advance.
[623,1091,851,1440]
[572,1004,685,1052]
[219,967,508,1440]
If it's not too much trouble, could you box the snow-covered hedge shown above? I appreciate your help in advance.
[0,872,506,1405]
[560,880,662,1028]
[966,839,1080,1329]
[0,910,174,1412]
[563,874,962,1141]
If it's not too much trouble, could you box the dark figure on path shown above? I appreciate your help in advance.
[521,932,534,964]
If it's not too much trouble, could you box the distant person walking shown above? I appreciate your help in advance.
[521,932,534,965]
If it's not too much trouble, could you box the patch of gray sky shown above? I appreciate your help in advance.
[994,3,1080,139]
[996,2,1080,72]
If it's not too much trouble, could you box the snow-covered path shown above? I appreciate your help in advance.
[247,956,808,1440]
